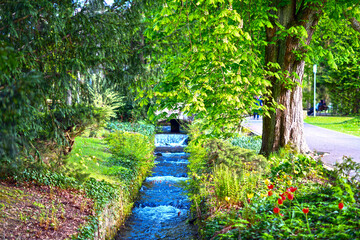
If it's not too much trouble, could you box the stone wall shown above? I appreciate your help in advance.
[94,191,133,240]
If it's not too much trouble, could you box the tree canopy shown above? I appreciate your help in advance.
[2,0,360,166]
[0,0,152,171]
[143,0,360,155]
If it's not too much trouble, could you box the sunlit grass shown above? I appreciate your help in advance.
[66,136,121,185]
[304,116,360,137]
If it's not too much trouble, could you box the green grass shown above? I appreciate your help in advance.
[304,116,360,137]
[65,136,121,185]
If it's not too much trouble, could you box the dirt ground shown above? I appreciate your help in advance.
[0,181,94,239]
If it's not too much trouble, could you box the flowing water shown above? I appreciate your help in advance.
[115,132,197,240]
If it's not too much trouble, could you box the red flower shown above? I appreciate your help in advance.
[287,193,294,200]
[268,191,273,196]
[280,193,286,201]
[289,187,297,192]
[278,198,283,205]
[273,207,280,214]
[302,208,309,214]
[338,202,344,210]
[268,184,274,190]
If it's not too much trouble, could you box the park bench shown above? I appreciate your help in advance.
[317,105,328,115]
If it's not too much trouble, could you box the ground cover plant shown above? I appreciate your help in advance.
[304,116,360,137]
[0,180,93,239]
[231,135,262,153]
[63,122,156,238]
[106,121,156,138]
[0,122,156,239]
[186,124,360,239]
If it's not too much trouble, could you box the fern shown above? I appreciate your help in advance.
[89,73,124,121]
[213,164,242,202]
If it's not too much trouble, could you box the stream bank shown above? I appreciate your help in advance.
[115,132,197,239]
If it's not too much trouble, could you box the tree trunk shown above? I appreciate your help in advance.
[261,0,325,156]
[66,85,72,106]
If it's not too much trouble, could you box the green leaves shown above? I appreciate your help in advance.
[145,0,271,135]
[0,0,154,164]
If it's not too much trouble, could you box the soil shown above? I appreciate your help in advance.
[0,181,94,239]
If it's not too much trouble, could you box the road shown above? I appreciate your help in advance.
[244,117,360,167]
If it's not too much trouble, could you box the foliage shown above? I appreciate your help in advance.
[89,73,124,125]
[142,0,360,154]
[10,169,78,189]
[106,121,156,138]
[66,125,156,189]
[3,124,156,239]
[324,60,360,115]
[308,3,360,115]
[269,152,324,181]
[231,135,262,153]
[144,0,272,136]
[185,131,268,229]
[0,0,154,171]
[332,157,360,202]
[105,131,155,183]
[64,136,114,183]
[0,102,103,175]
[83,178,119,211]
[204,139,268,173]
[9,167,118,239]
[213,164,242,202]
[186,121,360,239]
[73,215,99,240]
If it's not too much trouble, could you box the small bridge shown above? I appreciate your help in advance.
[156,109,194,133]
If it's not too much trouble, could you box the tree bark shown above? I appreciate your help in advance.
[343,10,360,33]
[261,0,325,156]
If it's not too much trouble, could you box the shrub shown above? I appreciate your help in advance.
[185,137,268,225]
[105,131,155,183]
[186,121,360,240]
[231,135,262,152]
[269,152,324,180]
[204,138,268,174]
[88,74,124,137]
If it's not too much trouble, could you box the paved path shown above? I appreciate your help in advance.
[244,117,360,166]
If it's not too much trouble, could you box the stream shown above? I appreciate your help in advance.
[114,130,197,239]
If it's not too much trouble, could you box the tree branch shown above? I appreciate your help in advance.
[347,16,360,33]
[0,7,45,31]
[343,4,360,33]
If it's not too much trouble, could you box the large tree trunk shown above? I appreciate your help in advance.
[261,0,325,156]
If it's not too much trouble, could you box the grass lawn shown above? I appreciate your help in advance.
[304,116,360,137]
[65,136,121,185]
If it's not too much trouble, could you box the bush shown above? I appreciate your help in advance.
[204,138,268,174]
[105,131,155,184]
[269,152,324,180]
[185,137,268,226]
[186,120,360,239]
[188,144,360,239]
[231,135,262,152]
